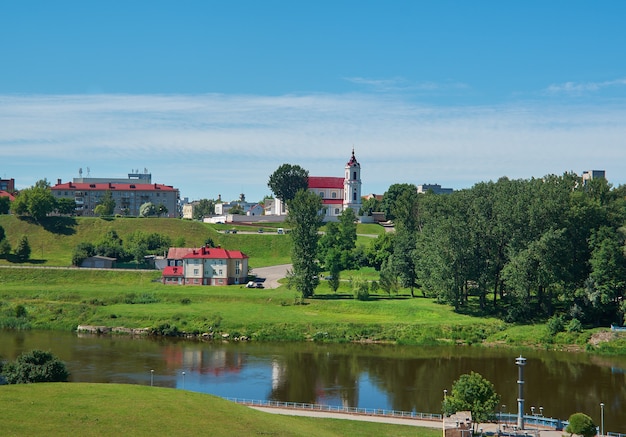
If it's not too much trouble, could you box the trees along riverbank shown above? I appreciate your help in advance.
[0,267,624,354]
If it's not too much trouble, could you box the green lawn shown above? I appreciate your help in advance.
[0,383,436,437]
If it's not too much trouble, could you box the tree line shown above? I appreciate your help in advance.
[270,164,626,327]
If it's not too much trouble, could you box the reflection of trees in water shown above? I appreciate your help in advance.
[268,351,359,407]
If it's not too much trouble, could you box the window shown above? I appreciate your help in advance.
[353,171,357,180]
[219,269,223,275]
[335,208,340,215]
[353,192,357,201]
[319,192,324,198]
[331,192,337,198]
[193,268,199,276]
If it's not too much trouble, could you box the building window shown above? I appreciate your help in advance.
[353,171,357,180]
[335,208,340,215]
[319,192,324,198]
[219,269,223,275]
[331,192,336,198]
[194,268,199,275]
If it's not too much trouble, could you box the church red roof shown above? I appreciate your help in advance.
[308,176,343,189]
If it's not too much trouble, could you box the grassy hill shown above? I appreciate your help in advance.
[0,215,293,267]
[0,383,432,437]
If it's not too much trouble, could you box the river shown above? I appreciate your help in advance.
[0,330,624,431]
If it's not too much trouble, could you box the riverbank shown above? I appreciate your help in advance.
[1,267,625,354]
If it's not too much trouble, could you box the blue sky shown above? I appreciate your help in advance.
[1,1,626,202]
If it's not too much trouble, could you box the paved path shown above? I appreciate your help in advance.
[250,406,565,436]
[252,264,291,289]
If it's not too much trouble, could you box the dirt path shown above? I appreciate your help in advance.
[251,264,291,289]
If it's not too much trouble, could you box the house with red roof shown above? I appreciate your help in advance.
[162,245,249,286]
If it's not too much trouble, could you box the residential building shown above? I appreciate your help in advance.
[0,178,15,194]
[162,245,249,286]
[214,193,264,216]
[417,184,453,195]
[51,175,180,217]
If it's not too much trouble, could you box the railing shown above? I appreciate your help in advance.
[224,397,442,421]
[608,433,626,437]
[498,412,568,431]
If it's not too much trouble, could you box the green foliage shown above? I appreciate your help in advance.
[268,163,309,202]
[55,197,77,215]
[0,196,10,214]
[2,349,69,384]
[381,183,418,222]
[14,235,31,261]
[443,371,500,429]
[192,199,215,220]
[286,190,323,298]
[546,314,566,336]
[139,202,156,217]
[72,242,95,266]
[565,412,597,437]
[0,238,10,259]
[94,190,116,217]
[352,277,370,301]
[567,318,583,333]
[11,182,56,222]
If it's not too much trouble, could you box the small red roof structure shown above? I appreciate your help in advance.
[0,190,15,201]
[162,266,184,277]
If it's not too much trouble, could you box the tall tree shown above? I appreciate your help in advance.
[94,190,116,217]
[14,235,31,262]
[286,189,323,298]
[268,164,309,203]
[193,199,215,220]
[0,196,10,214]
[380,183,417,222]
[11,182,56,222]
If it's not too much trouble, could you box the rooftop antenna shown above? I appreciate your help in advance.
[144,168,148,174]
[79,168,83,177]
[86,167,90,177]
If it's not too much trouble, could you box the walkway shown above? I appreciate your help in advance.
[249,405,565,437]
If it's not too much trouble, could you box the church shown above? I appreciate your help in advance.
[266,149,363,219]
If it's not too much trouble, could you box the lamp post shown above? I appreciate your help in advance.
[442,389,447,437]
[150,369,154,386]
[539,406,543,417]
[600,402,604,437]
[182,371,185,390]
[515,355,527,430]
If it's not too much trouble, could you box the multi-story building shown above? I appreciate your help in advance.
[161,245,249,286]
[0,178,16,193]
[582,170,606,186]
[417,183,453,195]
[51,173,180,217]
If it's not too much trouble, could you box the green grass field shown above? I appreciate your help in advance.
[0,383,437,437]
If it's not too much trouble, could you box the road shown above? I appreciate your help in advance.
[251,264,291,289]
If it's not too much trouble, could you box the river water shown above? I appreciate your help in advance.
[0,330,624,431]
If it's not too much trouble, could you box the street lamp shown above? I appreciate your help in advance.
[182,371,186,390]
[600,402,605,437]
[442,389,447,437]
[150,369,154,386]
[539,406,543,417]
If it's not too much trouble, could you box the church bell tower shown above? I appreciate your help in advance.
[344,148,362,214]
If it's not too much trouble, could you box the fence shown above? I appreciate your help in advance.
[224,397,441,421]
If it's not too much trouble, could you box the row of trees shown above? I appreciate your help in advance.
[269,163,626,326]
[72,230,174,266]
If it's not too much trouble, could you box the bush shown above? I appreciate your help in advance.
[565,413,597,437]
[567,318,583,333]
[1,349,69,384]
[546,314,565,336]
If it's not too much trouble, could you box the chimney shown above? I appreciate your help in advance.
[57,178,62,185]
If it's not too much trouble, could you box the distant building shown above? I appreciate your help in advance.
[582,170,606,186]
[51,174,180,217]
[214,193,264,216]
[417,184,453,195]
[0,178,15,194]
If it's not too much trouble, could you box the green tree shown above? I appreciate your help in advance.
[359,196,381,216]
[139,202,156,217]
[380,183,417,222]
[324,247,341,292]
[14,235,31,262]
[157,204,169,217]
[565,413,597,437]
[72,242,95,266]
[94,190,116,217]
[193,199,215,220]
[352,277,370,301]
[2,349,69,384]
[11,182,56,222]
[286,189,323,298]
[0,196,10,214]
[0,238,11,259]
[55,197,77,215]
[268,164,309,203]
[443,371,500,432]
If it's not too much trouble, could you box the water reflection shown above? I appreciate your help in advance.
[0,331,624,431]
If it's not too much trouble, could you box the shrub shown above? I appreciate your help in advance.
[546,314,565,336]
[565,413,597,437]
[1,349,69,384]
[567,318,583,333]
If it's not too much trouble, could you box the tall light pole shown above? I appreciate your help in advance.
[150,369,154,386]
[182,371,186,390]
[515,355,527,430]
[442,389,447,437]
[600,402,604,437]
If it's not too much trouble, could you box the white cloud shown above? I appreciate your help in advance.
[545,78,626,95]
[1,93,626,201]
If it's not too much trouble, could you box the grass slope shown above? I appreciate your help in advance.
[0,383,435,437]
